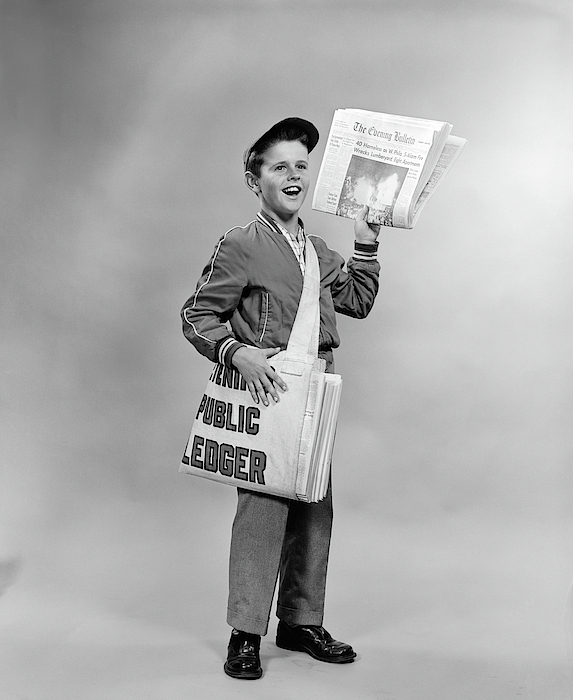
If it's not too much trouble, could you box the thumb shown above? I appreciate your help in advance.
[356,205,369,221]
[264,347,282,358]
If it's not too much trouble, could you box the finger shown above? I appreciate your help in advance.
[268,369,288,393]
[261,376,281,404]
[247,382,259,404]
[263,347,282,358]
[356,205,369,221]
[253,379,269,407]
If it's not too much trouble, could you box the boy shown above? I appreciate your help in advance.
[181,117,380,679]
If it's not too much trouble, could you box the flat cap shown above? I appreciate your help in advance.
[243,117,319,170]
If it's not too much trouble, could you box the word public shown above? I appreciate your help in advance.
[186,377,268,484]
[196,394,260,434]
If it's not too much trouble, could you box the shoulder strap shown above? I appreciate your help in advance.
[285,237,321,359]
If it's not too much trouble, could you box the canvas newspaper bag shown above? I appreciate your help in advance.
[180,237,342,502]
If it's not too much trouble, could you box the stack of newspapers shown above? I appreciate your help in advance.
[312,108,466,229]
[296,370,342,503]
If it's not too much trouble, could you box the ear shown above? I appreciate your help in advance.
[244,171,260,194]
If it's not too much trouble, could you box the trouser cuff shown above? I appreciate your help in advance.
[227,608,270,637]
[276,604,324,627]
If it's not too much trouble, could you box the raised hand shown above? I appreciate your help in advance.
[354,205,381,243]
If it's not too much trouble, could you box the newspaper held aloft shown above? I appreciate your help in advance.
[312,108,466,229]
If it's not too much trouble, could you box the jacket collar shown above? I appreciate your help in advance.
[257,211,305,237]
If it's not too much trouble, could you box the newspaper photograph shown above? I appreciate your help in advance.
[312,109,466,229]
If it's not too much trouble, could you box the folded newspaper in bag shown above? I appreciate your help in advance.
[312,108,466,229]
[180,360,342,503]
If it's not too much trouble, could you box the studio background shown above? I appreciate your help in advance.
[1,1,572,698]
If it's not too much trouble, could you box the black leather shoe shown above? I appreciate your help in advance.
[223,629,263,680]
[276,621,356,663]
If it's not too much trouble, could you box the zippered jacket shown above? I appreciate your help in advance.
[181,213,380,366]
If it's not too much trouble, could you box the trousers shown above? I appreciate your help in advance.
[226,482,333,636]
[226,351,335,636]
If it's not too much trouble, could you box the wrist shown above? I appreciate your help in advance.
[216,337,246,367]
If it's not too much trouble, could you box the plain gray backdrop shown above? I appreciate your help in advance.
[1,1,572,698]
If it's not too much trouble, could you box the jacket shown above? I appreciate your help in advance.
[181,212,380,366]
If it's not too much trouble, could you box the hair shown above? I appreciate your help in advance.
[245,125,311,177]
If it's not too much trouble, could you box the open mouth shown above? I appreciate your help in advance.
[282,186,302,197]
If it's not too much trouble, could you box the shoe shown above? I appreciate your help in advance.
[223,629,263,680]
[276,621,356,663]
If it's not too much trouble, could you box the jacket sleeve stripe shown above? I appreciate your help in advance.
[184,316,217,346]
[183,221,255,349]
[190,226,237,311]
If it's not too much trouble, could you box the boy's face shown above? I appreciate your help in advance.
[247,140,310,223]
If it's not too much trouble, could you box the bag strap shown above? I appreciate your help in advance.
[285,236,321,359]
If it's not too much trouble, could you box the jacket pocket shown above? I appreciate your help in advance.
[257,291,270,343]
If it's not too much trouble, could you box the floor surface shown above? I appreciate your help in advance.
[1,506,571,700]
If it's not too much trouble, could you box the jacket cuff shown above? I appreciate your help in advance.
[353,240,378,261]
[216,337,246,367]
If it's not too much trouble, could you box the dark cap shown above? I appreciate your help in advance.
[243,117,319,171]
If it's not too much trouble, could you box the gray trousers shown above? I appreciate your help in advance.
[226,351,335,636]
[227,482,333,636]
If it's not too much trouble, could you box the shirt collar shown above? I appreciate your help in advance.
[257,211,305,240]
